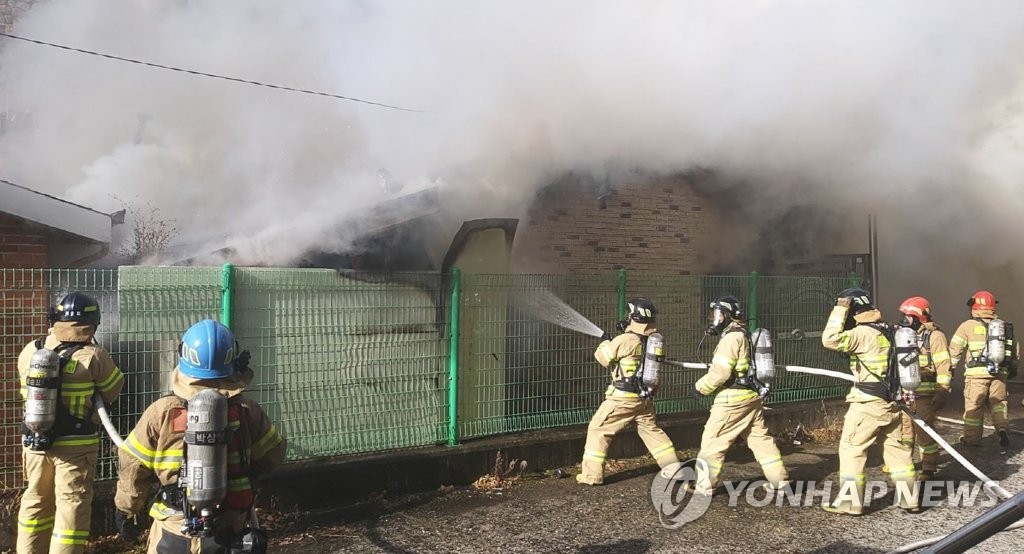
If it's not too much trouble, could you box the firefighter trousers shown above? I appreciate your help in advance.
[579,397,677,484]
[830,400,918,514]
[899,396,941,472]
[962,377,1008,444]
[17,444,98,554]
[694,398,788,493]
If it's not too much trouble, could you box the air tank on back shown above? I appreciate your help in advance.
[752,328,775,386]
[24,348,60,437]
[894,326,921,391]
[183,389,229,513]
[986,319,1007,365]
[642,332,664,393]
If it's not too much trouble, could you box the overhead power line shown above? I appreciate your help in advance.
[0,31,425,113]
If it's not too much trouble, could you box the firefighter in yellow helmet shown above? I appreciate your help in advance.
[894,296,952,479]
[577,298,679,485]
[17,292,125,554]
[114,320,286,553]
[821,288,919,515]
[691,295,788,494]
[948,290,1018,447]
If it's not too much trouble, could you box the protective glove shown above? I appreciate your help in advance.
[615,318,629,333]
[835,297,853,308]
[932,391,948,411]
[600,331,612,342]
[115,511,140,543]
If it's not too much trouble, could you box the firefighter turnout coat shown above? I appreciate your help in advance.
[899,322,952,472]
[115,367,286,553]
[577,321,678,485]
[16,322,124,554]
[693,321,787,493]
[822,304,918,514]
[949,312,1017,444]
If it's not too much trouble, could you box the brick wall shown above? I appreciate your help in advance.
[513,173,724,274]
[1,212,51,483]
[0,212,49,268]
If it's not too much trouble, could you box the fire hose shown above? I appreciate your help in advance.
[93,393,124,449]
[781,366,1024,553]
[783,365,1013,500]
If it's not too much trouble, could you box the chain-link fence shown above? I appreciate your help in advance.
[1,266,855,488]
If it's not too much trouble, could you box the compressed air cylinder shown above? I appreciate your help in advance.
[987,319,1007,365]
[894,326,921,391]
[24,348,60,434]
[752,328,775,385]
[642,333,664,388]
[184,389,229,511]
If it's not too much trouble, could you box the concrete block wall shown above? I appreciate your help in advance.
[513,174,723,274]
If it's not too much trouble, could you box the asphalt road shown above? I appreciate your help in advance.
[269,392,1024,554]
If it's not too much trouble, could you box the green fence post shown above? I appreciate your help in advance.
[747,271,759,332]
[848,271,861,287]
[447,267,461,446]
[221,263,234,329]
[617,269,627,320]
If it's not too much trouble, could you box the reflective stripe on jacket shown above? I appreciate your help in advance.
[821,305,893,404]
[594,321,656,398]
[115,368,286,523]
[17,325,124,447]
[695,322,758,406]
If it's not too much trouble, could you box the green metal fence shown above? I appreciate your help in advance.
[1,266,854,488]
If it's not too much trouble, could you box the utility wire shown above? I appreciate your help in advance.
[0,31,425,113]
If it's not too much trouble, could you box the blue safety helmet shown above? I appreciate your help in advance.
[178,319,237,379]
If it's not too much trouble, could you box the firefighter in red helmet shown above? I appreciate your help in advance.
[948,291,1017,447]
[896,296,951,478]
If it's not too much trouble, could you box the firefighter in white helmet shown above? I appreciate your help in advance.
[821,288,919,515]
[114,320,286,553]
[17,292,124,554]
[577,298,679,485]
[894,297,952,479]
[691,295,788,494]
[948,290,1017,447]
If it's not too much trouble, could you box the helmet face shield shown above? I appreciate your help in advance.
[898,314,922,331]
[706,307,732,336]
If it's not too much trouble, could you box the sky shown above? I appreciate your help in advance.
[2,0,1024,325]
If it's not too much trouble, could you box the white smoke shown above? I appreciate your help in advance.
[2,0,1024,323]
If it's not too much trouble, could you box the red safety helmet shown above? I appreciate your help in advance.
[967,290,998,309]
[899,296,932,323]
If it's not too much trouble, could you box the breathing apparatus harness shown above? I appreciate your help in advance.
[917,328,937,384]
[22,339,95,451]
[965,318,1017,376]
[850,322,911,403]
[723,328,772,399]
[611,331,654,398]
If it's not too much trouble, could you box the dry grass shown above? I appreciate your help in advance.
[471,451,528,491]
[805,404,846,443]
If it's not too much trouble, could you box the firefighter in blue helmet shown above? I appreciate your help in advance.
[115,320,286,553]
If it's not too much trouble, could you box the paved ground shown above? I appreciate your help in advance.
[80,388,1024,554]
[263,400,1024,554]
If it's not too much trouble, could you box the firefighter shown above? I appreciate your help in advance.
[895,297,952,478]
[16,292,125,554]
[948,290,1017,447]
[577,298,679,485]
[114,319,287,553]
[821,288,919,515]
[691,295,788,494]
